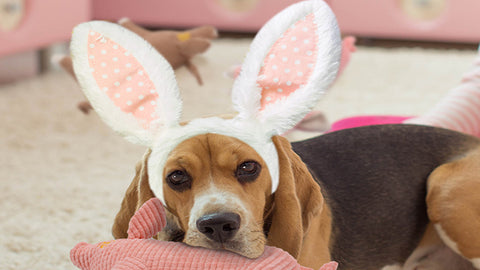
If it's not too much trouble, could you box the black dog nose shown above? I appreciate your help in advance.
[196,212,241,243]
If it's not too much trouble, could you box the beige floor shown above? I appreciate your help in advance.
[0,38,477,269]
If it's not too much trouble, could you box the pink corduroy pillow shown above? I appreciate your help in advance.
[70,198,338,270]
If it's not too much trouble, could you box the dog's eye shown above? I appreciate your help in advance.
[166,170,192,191]
[235,161,261,183]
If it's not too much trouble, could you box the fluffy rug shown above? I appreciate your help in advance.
[0,38,477,269]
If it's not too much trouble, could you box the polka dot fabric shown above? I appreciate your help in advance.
[87,31,159,128]
[258,14,318,109]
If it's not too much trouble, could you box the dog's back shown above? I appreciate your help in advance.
[291,124,479,270]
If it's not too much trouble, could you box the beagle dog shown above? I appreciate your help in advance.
[69,1,480,269]
[112,125,480,270]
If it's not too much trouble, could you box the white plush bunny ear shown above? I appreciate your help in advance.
[231,0,341,135]
[70,21,182,147]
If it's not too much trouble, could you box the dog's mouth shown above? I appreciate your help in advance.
[158,216,266,258]
[183,229,266,259]
[170,211,267,259]
[156,212,186,242]
[164,228,185,242]
[162,232,266,258]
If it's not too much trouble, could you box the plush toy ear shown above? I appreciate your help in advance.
[127,197,166,239]
[70,21,182,146]
[231,0,341,135]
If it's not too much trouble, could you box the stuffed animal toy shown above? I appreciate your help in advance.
[329,45,480,138]
[71,198,339,270]
[116,18,218,86]
[58,18,218,113]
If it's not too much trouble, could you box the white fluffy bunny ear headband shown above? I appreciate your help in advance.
[71,0,341,204]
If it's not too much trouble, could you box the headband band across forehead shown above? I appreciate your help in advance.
[70,0,341,204]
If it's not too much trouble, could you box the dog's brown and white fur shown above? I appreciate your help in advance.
[112,124,480,270]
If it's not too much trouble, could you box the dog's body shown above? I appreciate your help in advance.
[113,124,480,270]
[292,124,479,269]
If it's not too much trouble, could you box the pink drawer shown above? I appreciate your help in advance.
[0,0,91,56]
[93,0,331,32]
[329,0,480,43]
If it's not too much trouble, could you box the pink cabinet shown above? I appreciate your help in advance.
[93,0,323,32]
[329,0,480,43]
[0,0,91,56]
[93,0,480,43]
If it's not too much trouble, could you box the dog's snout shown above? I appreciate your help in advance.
[196,212,240,243]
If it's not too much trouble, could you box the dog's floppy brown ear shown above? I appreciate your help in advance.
[267,136,324,258]
[112,150,155,239]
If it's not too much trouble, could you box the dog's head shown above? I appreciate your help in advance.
[161,133,272,258]
[71,0,340,259]
[128,133,326,259]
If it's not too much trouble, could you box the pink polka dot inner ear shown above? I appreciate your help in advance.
[87,31,159,128]
[257,13,318,109]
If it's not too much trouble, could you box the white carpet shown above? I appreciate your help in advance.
[0,38,477,269]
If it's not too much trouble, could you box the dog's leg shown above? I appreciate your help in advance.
[426,149,480,269]
[403,223,476,270]
[402,223,443,270]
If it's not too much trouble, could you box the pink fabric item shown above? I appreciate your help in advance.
[71,198,338,270]
[257,13,318,109]
[126,198,166,240]
[405,52,480,137]
[71,241,328,270]
[329,115,412,132]
[330,50,480,137]
[88,31,159,127]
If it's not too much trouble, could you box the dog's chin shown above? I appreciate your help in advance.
[183,231,266,259]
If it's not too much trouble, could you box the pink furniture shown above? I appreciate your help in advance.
[93,0,480,43]
[0,0,91,56]
[329,0,480,43]
[0,0,90,83]
[2,0,479,58]
[93,0,330,32]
